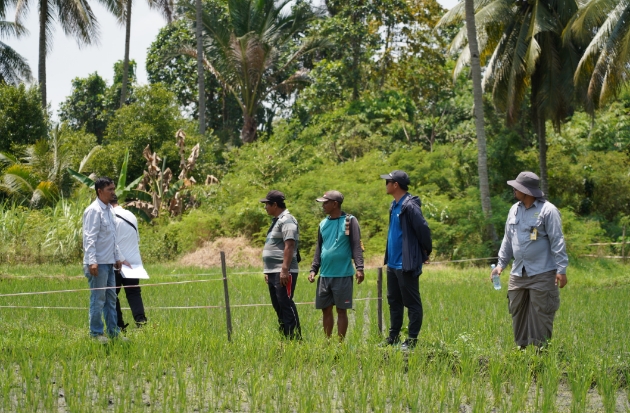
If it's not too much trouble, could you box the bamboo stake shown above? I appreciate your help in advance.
[377,267,383,334]
[221,251,232,341]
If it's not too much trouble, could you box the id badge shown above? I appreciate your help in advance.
[530,228,538,241]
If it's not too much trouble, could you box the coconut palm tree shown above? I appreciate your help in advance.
[0,20,32,84]
[568,0,630,112]
[438,0,579,195]
[185,0,327,143]
[113,0,174,108]
[194,0,205,134]
[462,0,496,241]
[13,0,100,109]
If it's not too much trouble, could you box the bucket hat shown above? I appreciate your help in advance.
[507,171,544,198]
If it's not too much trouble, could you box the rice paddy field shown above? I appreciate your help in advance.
[0,259,629,412]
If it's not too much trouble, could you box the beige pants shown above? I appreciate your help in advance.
[508,269,560,347]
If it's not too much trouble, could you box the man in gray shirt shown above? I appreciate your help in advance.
[492,171,568,348]
[260,190,301,339]
[83,177,124,344]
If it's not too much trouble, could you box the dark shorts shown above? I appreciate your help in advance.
[315,276,353,310]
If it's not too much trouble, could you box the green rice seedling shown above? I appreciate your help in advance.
[596,359,619,413]
[457,346,478,403]
[506,353,532,413]
[567,361,593,413]
[539,353,560,413]
[488,355,505,407]
[471,379,490,413]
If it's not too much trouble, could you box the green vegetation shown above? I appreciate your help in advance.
[2,0,630,266]
[0,261,628,411]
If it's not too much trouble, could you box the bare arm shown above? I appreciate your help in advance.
[280,239,296,286]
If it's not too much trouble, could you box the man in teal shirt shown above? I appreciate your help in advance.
[309,191,364,340]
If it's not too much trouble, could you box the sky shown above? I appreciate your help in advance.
[3,0,459,117]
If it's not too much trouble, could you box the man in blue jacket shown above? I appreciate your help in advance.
[381,170,432,349]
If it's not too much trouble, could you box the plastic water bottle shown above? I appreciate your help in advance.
[491,264,501,290]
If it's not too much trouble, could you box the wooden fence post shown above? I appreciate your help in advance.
[221,251,232,341]
[377,267,383,334]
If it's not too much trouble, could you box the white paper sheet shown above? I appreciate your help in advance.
[120,265,150,279]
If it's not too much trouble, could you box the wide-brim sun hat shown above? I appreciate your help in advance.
[507,171,544,198]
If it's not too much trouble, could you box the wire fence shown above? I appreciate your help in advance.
[0,254,503,338]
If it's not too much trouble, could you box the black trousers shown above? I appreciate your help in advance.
[266,272,301,339]
[115,270,147,329]
[387,267,423,339]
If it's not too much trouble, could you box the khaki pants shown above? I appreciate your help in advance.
[508,269,560,347]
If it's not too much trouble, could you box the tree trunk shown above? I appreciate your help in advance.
[195,0,206,135]
[465,0,497,242]
[120,0,133,108]
[537,114,549,196]
[38,0,47,109]
[241,114,257,143]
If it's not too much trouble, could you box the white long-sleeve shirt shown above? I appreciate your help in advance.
[113,206,143,267]
[83,198,123,265]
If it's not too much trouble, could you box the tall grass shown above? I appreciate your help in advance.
[0,189,90,264]
[0,261,628,411]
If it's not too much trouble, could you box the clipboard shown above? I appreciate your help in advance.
[120,265,150,279]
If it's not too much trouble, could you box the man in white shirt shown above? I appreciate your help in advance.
[83,177,124,343]
[111,195,147,330]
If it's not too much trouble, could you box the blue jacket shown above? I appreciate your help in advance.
[384,195,432,276]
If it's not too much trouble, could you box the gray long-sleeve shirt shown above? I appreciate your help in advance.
[497,199,568,276]
[83,198,123,265]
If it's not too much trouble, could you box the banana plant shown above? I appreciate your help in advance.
[68,148,144,204]
[69,130,200,222]
[126,130,200,221]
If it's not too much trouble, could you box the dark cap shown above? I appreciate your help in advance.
[507,171,544,198]
[259,190,286,203]
[380,170,410,186]
[316,190,344,203]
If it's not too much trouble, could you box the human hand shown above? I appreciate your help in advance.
[122,260,132,268]
[308,271,316,283]
[280,269,290,286]
[89,264,98,276]
[264,274,268,284]
[490,266,503,282]
[556,273,567,288]
[114,260,122,270]
[356,270,364,284]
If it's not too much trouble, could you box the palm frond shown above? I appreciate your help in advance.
[147,0,174,23]
[569,0,619,44]
[1,164,38,196]
[78,145,101,173]
[0,20,28,37]
[0,151,18,166]
[0,39,32,84]
[54,0,100,48]
[31,180,58,207]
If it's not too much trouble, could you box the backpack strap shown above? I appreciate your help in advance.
[115,214,137,233]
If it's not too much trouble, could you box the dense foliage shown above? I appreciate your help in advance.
[1,0,630,265]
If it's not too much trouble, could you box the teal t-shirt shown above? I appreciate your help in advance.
[319,215,355,277]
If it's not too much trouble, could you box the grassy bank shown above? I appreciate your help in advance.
[0,259,628,411]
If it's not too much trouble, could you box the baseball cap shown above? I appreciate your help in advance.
[316,190,344,203]
[259,190,286,203]
[380,170,410,186]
